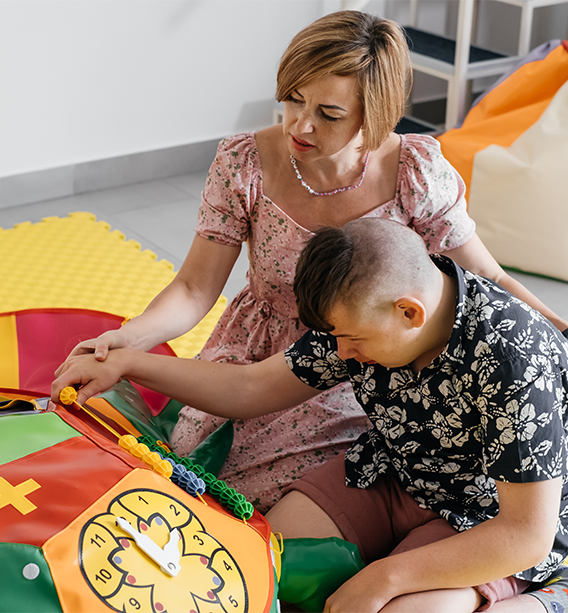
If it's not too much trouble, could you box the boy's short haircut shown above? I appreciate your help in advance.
[294,225,354,332]
[294,219,435,332]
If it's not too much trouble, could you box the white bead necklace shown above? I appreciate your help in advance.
[290,152,371,197]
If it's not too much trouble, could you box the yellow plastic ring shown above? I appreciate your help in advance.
[59,386,78,406]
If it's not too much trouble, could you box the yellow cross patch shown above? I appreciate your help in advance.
[0,476,40,515]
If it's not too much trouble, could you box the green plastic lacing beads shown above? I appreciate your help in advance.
[136,435,254,521]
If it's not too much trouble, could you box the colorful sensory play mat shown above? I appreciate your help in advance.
[0,400,279,613]
[0,212,280,612]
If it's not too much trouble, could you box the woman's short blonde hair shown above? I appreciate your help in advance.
[276,11,411,151]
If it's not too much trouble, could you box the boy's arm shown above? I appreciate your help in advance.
[325,476,562,613]
[51,349,319,419]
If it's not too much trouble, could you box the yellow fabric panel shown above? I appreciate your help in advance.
[44,469,274,613]
[0,213,226,358]
[0,314,19,389]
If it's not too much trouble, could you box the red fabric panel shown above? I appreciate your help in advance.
[0,435,133,547]
[16,310,125,394]
[13,308,174,413]
[130,382,171,416]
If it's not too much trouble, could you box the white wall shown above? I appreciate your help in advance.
[2,0,567,179]
[0,0,324,178]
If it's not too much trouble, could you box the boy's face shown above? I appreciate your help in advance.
[327,300,421,368]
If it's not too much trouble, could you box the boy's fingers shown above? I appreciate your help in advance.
[52,380,92,407]
[51,366,89,406]
[74,381,103,406]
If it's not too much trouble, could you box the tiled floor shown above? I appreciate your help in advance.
[1,171,567,322]
[0,171,250,303]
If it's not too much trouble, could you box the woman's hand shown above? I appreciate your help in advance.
[64,328,130,364]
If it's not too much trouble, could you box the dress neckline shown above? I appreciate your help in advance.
[251,132,409,235]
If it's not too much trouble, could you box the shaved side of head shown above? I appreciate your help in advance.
[294,219,437,331]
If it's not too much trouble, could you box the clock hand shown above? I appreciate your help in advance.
[163,528,181,568]
[115,517,181,577]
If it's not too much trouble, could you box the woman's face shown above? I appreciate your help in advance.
[282,74,364,162]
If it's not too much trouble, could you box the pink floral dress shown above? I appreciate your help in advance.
[170,132,475,512]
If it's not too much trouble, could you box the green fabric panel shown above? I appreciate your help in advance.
[151,398,185,442]
[278,537,365,612]
[0,542,63,612]
[0,412,81,465]
[98,381,174,443]
[270,568,280,613]
[187,419,234,476]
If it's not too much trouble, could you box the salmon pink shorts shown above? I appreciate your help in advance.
[284,453,531,611]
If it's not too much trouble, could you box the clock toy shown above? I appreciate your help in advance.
[0,404,280,613]
[79,488,248,613]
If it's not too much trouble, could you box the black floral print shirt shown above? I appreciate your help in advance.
[285,255,568,582]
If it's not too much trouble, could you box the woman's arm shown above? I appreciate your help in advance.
[445,233,568,331]
[69,234,242,359]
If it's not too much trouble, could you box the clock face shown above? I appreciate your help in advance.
[78,488,248,613]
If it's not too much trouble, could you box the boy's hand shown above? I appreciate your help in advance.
[324,562,391,613]
[52,350,130,406]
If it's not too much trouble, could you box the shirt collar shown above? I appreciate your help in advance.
[430,254,468,367]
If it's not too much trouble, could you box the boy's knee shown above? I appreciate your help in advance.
[266,490,343,539]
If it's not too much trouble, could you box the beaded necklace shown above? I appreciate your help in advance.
[290,151,370,196]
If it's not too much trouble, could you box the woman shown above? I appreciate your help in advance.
[67,11,567,512]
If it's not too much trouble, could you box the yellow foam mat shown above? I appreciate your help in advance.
[0,212,226,359]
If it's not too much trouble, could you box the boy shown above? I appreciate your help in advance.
[53,219,568,612]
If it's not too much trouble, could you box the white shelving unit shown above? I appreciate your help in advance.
[407,0,568,129]
[408,0,512,129]
[496,0,568,56]
[342,0,568,130]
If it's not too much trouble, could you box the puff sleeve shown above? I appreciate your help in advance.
[398,134,476,254]
[195,133,261,246]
